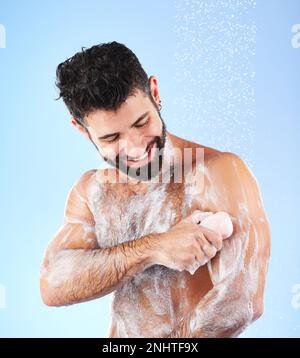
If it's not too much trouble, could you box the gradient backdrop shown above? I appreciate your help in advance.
[0,0,299,337]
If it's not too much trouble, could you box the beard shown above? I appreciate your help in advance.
[103,115,167,182]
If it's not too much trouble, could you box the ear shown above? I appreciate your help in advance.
[148,75,160,105]
[70,118,90,141]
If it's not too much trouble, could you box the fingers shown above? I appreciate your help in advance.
[193,236,207,262]
[195,233,218,259]
[187,236,217,275]
[196,225,223,251]
[187,260,205,275]
[202,242,218,258]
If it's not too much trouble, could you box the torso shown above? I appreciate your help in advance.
[85,151,216,337]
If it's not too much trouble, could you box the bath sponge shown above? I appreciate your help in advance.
[199,211,233,240]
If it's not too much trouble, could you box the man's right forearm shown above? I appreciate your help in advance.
[40,234,161,306]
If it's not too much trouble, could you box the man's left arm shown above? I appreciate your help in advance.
[169,152,271,338]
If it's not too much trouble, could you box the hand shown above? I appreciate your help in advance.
[154,210,227,274]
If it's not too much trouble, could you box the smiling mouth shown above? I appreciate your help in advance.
[127,141,155,163]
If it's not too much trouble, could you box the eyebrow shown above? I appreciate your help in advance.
[98,111,150,140]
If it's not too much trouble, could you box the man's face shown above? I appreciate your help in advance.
[82,88,167,181]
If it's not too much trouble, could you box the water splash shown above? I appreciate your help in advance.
[172,0,256,167]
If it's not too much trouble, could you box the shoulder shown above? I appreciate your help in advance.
[71,167,119,189]
[64,168,117,221]
[70,169,98,197]
[189,140,249,176]
[204,151,257,186]
[203,151,264,215]
[205,150,244,168]
[191,145,260,200]
[184,135,249,175]
[67,167,118,204]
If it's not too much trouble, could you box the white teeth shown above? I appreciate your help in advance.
[129,144,152,162]
[130,150,148,162]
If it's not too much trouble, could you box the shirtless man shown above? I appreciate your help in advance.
[40,41,271,338]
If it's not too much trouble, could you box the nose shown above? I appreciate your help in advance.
[120,136,147,160]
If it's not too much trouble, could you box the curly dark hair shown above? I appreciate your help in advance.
[56,41,150,124]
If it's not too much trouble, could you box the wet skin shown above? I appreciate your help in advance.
[40,132,270,337]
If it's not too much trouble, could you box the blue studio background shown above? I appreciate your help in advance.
[0,0,299,337]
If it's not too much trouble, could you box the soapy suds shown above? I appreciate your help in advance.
[44,155,266,337]
[41,0,267,331]
[102,156,262,337]
[43,138,268,337]
[92,177,186,337]
[184,157,267,338]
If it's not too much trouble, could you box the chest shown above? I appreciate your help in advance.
[89,182,195,248]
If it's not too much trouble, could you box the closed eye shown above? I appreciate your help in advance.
[105,134,119,143]
[134,117,150,128]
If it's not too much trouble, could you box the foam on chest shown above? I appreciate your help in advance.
[89,181,188,249]
[86,178,201,337]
